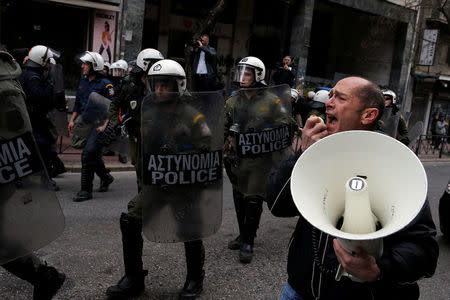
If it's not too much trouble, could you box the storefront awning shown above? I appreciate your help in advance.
[412,73,438,82]
[439,75,450,82]
[49,0,120,12]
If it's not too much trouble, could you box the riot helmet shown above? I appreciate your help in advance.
[290,89,299,102]
[307,91,315,100]
[309,90,329,110]
[233,56,266,87]
[314,90,329,104]
[24,45,60,69]
[147,59,187,101]
[382,89,397,106]
[79,51,104,75]
[110,59,128,77]
[134,48,164,73]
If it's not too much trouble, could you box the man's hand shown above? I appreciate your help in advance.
[300,116,327,152]
[333,239,381,282]
[96,124,107,132]
[283,64,289,70]
[96,119,109,132]
[197,40,203,48]
[68,121,74,135]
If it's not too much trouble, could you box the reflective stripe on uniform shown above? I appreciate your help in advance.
[193,114,204,124]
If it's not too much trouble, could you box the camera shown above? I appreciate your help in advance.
[189,39,202,48]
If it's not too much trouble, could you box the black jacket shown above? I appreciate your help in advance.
[191,45,217,75]
[267,151,439,300]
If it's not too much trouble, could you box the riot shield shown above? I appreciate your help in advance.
[141,91,224,243]
[379,107,400,138]
[107,130,130,155]
[0,93,65,264]
[408,121,424,146]
[225,84,296,196]
[72,92,111,144]
[83,92,110,124]
[48,109,69,137]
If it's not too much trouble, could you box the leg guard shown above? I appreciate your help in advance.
[239,196,263,264]
[80,152,95,192]
[180,240,205,299]
[228,189,245,250]
[106,213,147,298]
[242,196,264,245]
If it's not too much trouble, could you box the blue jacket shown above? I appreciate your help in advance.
[73,75,114,113]
[19,69,53,131]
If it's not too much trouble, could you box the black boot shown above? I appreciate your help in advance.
[98,172,114,192]
[180,240,205,300]
[228,190,245,250]
[239,196,263,264]
[106,213,148,299]
[74,153,94,202]
[33,265,66,300]
[118,154,127,164]
[96,159,114,192]
[50,156,67,178]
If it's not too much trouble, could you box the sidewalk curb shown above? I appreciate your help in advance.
[64,163,135,173]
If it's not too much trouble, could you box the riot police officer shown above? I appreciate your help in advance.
[109,59,129,93]
[103,59,129,163]
[19,45,60,190]
[68,51,115,202]
[1,50,66,300]
[107,59,211,299]
[382,88,409,145]
[224,56,296,263]
[105,48,164,193]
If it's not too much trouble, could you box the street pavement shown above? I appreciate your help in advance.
[0,162,449,299]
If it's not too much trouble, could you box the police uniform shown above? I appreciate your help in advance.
[1,50,65,299]
[107,95,211,299]
[224,88,296,261]
[73,75,114,199]
[396,114,409,145]
[108,73,145,192]
[377,105,410,146]
[19,68,56,181]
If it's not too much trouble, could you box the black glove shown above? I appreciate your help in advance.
[97,122,119,147]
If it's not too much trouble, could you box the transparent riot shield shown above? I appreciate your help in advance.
[141,91,224,243]
[72,92,111,146]
[379,107,400,138]
[48,109,69,137]
[0,94,65,264]
[48,63,69,137]
[107,133,130,156]
[407,121,424,147]
[225,84,296,196]
[83,92,110,125]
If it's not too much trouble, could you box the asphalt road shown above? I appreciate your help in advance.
[0,161,449,299]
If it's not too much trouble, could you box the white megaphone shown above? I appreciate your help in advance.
[291,131,427,282]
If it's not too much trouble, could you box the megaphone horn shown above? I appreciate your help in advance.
[291,131,427,282]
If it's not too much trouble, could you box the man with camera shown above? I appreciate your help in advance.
[190,34,218,91]
[273,56,296,87]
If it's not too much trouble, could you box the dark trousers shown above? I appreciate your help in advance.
[80,128,109,191]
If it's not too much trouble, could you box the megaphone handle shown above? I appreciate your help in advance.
[335,264,345,281]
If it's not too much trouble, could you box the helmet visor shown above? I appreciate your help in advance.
[147,76,178,93]
[233,65,255,87]
[110,68,126,77]
[47,48,61,60]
